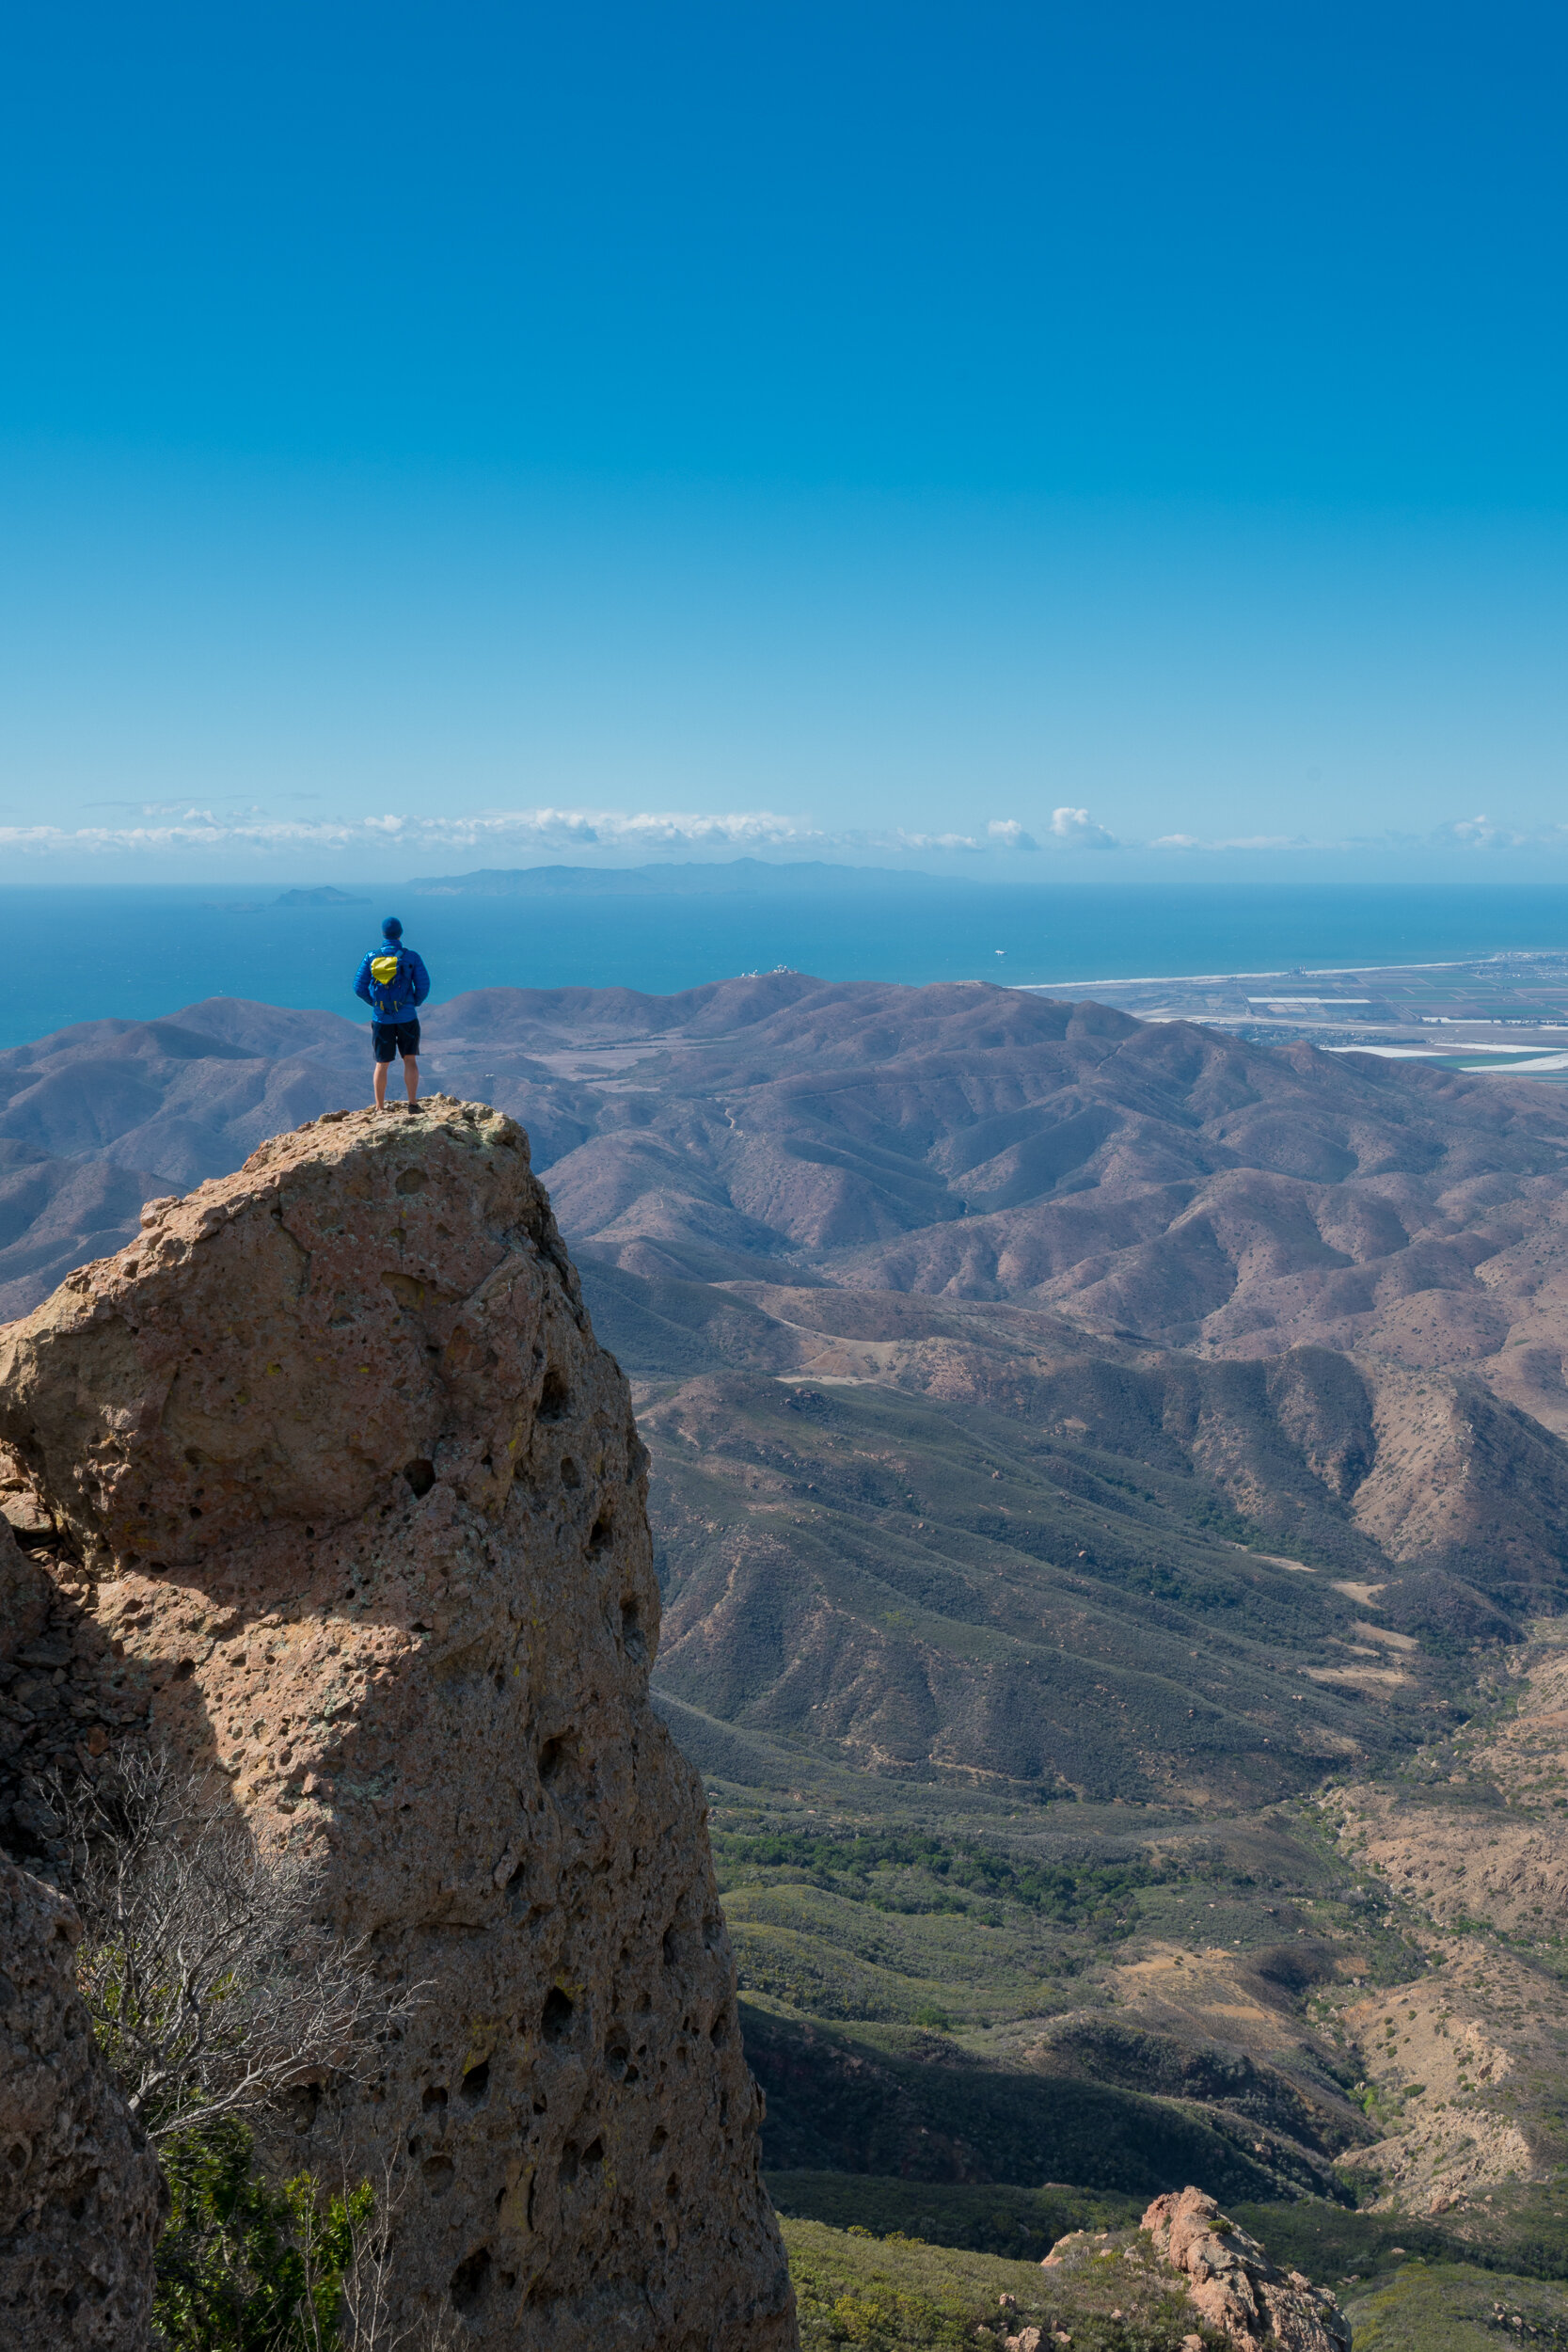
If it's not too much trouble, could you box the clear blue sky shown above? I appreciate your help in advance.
[3,1,1567,881]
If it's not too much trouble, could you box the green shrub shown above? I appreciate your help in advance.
[152,2121,372,2352]
[768,2170,1139,2255]
[783,2215,1220,2351]
[714,1827,1163,1932]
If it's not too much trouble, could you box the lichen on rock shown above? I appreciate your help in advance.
[0,1099,797,2350]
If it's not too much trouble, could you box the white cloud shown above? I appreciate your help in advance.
[1151,830,1320,852]
[1441,813,1549,850]
[1147,818,1568,854]
[0,805,821,859]
[1163,818,1568,857]
[11,798,1566,866]
[859,827,983,852]
[1049,805,1118,850]
[0,803,1062,863]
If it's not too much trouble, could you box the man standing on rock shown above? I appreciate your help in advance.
[354,916,431,1110]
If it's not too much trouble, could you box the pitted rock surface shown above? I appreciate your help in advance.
[0,1505,147,1867]
[1141,2187,1350,2352]
[0,1099,796,2351]
[0,1855,162,2348]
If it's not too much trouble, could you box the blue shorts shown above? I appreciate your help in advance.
[372,1019,420,1063]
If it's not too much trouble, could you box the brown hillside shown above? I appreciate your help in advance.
[436,978,1568,1434]
[8,980,1568,1443]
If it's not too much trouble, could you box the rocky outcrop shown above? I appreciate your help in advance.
[0,1855,162,2347]
[1139,2187,1350,2351]
[0,1099,796,2350]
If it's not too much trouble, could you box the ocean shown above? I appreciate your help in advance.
[7,879,1568,1047]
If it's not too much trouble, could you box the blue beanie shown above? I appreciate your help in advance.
[381,915,403,938]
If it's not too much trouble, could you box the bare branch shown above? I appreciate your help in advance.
[39,1748,423,2144]
[295,2144,465,2352]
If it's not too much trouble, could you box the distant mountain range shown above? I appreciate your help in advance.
[6,974,1567,1620]
[8,974,1568,1425]
[410,858,944,895]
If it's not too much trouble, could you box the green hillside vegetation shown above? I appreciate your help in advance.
[778,2201,1568,2352]
[771,2173,1568,2274]
[690,1764,1439,2197]
[781,2214,1221,2352]
[718,1827,1164,1918]
[1344,2262,1568,2349]
[768,2172,1139,2256]
[739,2000,1344,2202]
[1230,2188,1568,2284]
[708,1772,1398,1933]
[713,1822,1169,2027]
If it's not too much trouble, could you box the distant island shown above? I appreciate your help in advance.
[408,857,941,896]
[273,886,370,906]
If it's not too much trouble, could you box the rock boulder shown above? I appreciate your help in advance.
[1140,2186,1350,2352]
[0,1100,797,2350]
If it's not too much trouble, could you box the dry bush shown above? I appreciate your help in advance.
[40,1746,422,2145]
[319,2157,467,2352]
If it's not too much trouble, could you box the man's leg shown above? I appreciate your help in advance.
[373,1057,388,1107]
[404,1052,420,1106]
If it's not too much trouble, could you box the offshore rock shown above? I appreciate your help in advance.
[0,1855,162,2348]
[1140,2187,1350,2352]
[0,1099,796,2351]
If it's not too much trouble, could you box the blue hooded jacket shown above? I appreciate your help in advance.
[355,943,431,1023]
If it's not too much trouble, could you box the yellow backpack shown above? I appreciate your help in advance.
[369,950,412,1017]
